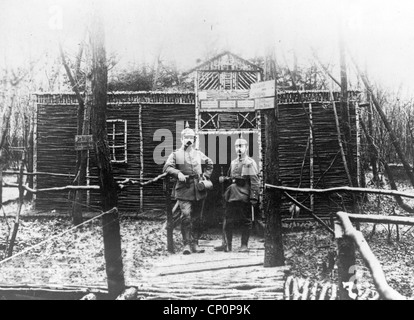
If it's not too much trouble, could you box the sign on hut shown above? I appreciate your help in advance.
[74,135,94,151]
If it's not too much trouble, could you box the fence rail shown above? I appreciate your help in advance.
[335,211,410,300]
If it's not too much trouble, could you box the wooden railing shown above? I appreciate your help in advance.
[2,170,175,254]
[335,211,412,300]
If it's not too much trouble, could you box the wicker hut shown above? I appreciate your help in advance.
[33,52,362,224]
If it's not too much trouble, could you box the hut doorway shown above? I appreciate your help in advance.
[188,51,264,227]
[198,131,261,227]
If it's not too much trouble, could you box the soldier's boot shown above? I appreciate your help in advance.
[183,244,191,255]
[191,240,205,253]
[238,228,250,252]
[215,219,232,252]
[182,228,191,255]
[214,233,227,251]
[224,229,233,252]
[215,219,228,251]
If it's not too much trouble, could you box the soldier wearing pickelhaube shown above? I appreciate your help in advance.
[163,124,214,255]
[215,137,260,252]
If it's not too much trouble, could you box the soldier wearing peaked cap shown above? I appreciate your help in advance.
[215,137,260,252]
[163,124,214,255]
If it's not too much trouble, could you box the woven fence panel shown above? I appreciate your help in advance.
[278,103,312,216]
[36,104,78,212]
[311,103,357,216]
[278,102,357,219]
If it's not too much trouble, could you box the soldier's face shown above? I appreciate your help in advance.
[182,135,195,147]
[235,144,247,156]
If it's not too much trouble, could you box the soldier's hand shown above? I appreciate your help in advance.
[177,172,186,182]
[250,199,258,206]
[218,176,227,183]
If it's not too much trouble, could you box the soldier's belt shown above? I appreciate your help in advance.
[232,177,247,187]
[185,174,200,181]
[184,174,200,188]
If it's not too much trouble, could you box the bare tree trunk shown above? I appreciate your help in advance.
[72,43,91,226]
[0,91,13,150]
[89,10,125,299]
[331,92,353,187]
[26,113,34,199]
[7,155,25,257]
[336,233,356,300]
[59,41,87,225]
[339,34,358,189]
[292,51,298,90]
[368,99,379,182]
[336,212,406,300]
[339,33,360,231]
[0,161,3,212]
[263,49,284,267]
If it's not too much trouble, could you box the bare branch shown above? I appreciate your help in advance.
[311,47,342,88]
[265,183,414,199]
[58,41,84,106]
[348,49,414,187]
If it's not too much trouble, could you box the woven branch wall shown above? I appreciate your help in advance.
[34,92,359,217]
[35,104,79,211]
[35,93,195,213]
[276,101,358,218]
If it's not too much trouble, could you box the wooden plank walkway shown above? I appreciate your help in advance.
[134,238,290,300]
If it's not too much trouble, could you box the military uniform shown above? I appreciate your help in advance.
[163,145,213,253]
[221,153,260,251]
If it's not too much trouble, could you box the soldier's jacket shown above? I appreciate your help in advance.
[163,146,213,201]
[224,155,260,203]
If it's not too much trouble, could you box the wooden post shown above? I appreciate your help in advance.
[309,103,314,212]
[71,37,91,226]
[339,30,359,231]
[60,39,89,225]
[101,208,125,299]
[0,89,13,162]
[26,111,35,200]
[7,155,25,257]
[0,159,3,211]
[164,176,174,253]
[336,211,406,300]
[263,51,284,267]
[89,9,125,299]
[139,104,144,212]
[368,99,379,182]
[60,40,86,225]
[339,30,357,189]
[334,220,356,300]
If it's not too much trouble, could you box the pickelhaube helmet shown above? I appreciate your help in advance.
[234,138,248,146]
[181,121,195,138]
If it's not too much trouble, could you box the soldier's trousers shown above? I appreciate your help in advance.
[223,201,252,249]
[177,200,204,246]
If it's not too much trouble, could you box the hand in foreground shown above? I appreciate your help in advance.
[178,172,186,182]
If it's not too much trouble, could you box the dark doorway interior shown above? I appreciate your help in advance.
[200,132,260,227]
